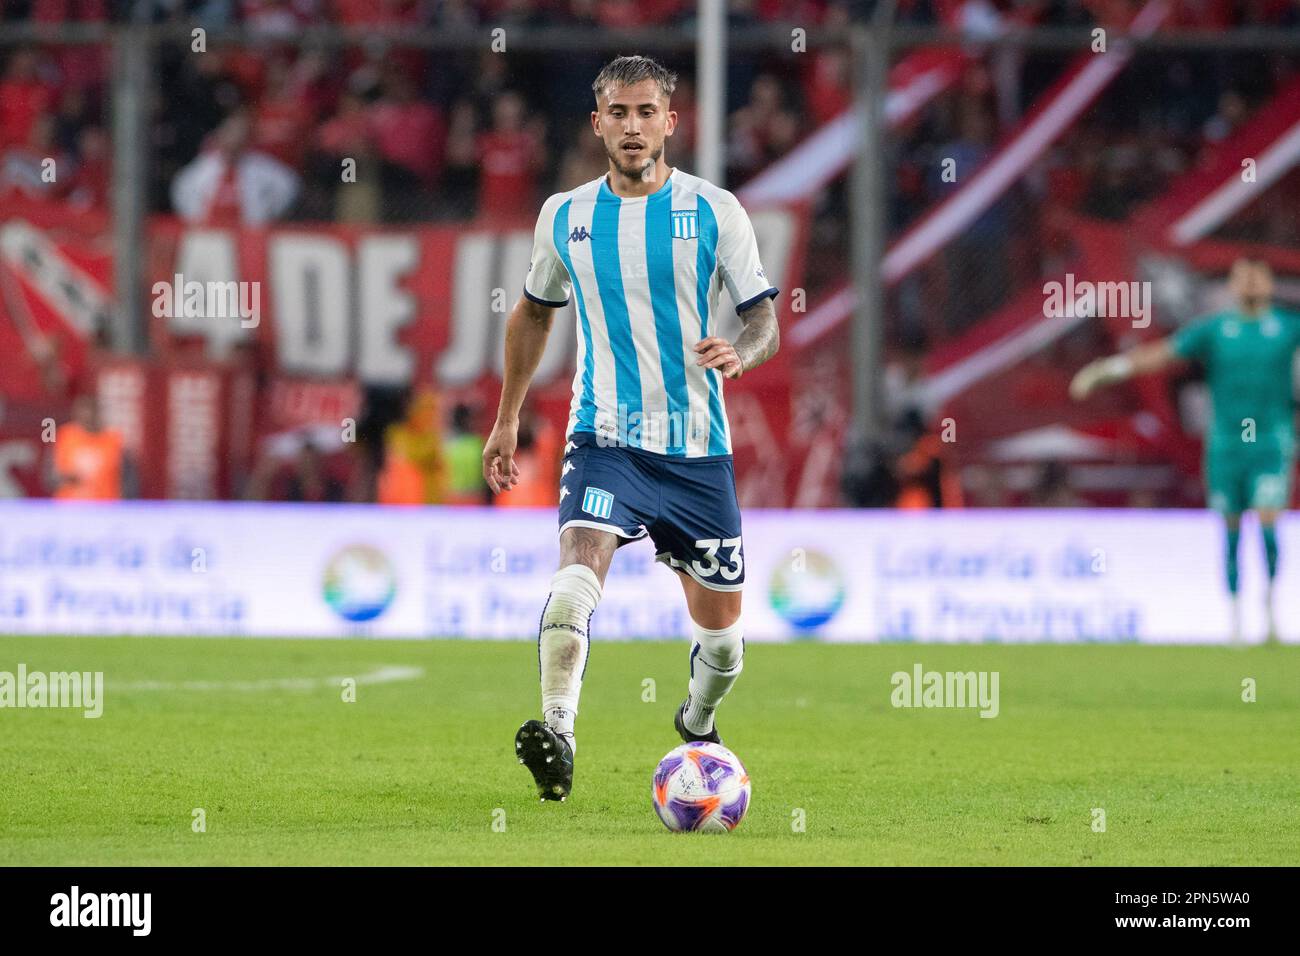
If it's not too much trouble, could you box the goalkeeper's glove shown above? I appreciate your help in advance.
[1069,355,1134,401]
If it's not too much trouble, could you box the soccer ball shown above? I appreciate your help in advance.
[651,741,751,833]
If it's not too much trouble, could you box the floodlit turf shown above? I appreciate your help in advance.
[1,636,1297,866]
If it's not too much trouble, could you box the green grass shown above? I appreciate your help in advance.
[1,637,1297,865]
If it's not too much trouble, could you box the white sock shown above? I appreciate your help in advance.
[539,564,602,751]
[683,619,744,735]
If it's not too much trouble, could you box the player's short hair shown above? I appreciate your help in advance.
[592,56,677,104]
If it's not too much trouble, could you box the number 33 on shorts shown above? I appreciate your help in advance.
[692,537,743,583]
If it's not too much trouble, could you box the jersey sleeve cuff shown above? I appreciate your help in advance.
[735,287,779,314]
[523,287,569,308]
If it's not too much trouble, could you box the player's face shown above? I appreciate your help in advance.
[1229,261,1273,309]
[593,79,676,181]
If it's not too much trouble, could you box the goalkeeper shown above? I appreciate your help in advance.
[1071,258,1297,643]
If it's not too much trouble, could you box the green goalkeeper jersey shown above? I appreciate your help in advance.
[1170,308,1300,452]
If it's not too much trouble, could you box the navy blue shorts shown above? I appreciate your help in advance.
[557,432,744,591]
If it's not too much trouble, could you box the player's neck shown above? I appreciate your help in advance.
[1239,301,1269,319]
[605,162,673,199]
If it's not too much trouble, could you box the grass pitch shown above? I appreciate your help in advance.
[1,636,1296,866]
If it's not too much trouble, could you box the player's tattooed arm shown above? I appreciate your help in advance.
[734,296,780,374]
[694,296,779,380]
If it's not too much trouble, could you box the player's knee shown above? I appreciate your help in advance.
[1257,509,1280,528]
[558,528,619,582]
[681,577,742,629]
[692,618,744,671]
[544,564,602,624]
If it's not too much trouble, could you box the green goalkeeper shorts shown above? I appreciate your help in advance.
[1205,439,1295,514]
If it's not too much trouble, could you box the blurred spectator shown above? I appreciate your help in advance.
[1082,142,1149,220]
[349,384,409,502]
[251,54,318,170]
[369,65,446,220]
[444,402,488,505]
[334,0,425,27]
[1201,89,1249,147]
[1030,460,1081,507]
[49,394,131,501]
[0,49,54,151]
[668,75,698,170]
[171,110,301,225]
[476,90,541,224]
[28,0,110,23]
[243,0,316,37]
[839,433,900,508]
[246,434,346,502]
[892,408,963,508]
[435,0,480,28]
[439,98,480,218]
[377,388,448,505]
[62,125,110,209]
[1,113,67,198]
[803,45,852,127]
[929,106,1011,331]
[557,121,609,190]
[727,74,800,182]
[51,86,92,155]
[29,334,71,398]
[963,464,1010,507]
[314,89,382,221]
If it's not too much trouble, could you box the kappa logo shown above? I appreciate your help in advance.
[567,226,594,243]
[581,486,615,520]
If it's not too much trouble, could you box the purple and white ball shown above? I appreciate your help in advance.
[651,741,751,833]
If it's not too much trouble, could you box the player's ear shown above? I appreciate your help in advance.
[665,109,677,136]
[590,109,601,136]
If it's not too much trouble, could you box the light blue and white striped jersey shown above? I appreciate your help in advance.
[524,168,778,458]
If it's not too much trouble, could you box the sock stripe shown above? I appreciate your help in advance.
[536,593,552,680]
[694,652,742,676]
[580,608,594,680]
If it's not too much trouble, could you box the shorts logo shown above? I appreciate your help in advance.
[581,487,615,520]
[671,210,699,240]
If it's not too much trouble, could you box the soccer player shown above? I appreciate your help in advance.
[1070,258,1296,643]
[482,56,780,801]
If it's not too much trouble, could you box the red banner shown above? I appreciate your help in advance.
[1,197,811,503]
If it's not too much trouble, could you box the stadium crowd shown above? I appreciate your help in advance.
[6,0,1300,507]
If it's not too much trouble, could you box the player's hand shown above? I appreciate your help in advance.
[693,336,743,380]
[1071,355,1135,401]
[482,419,521,494]
[1069,362,1103,401]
